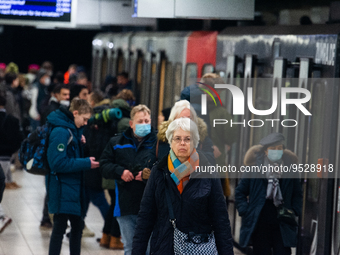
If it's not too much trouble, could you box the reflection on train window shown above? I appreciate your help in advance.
[91,50,100,89]
[164,62,173,109]
[202,64,214,76]
[100,49,109,87]
[185,63,197,87]
[158,58,167,115]
[149,61,158,126]
[141,61,149,105]
[116,50,125,74]
[108,50,114,76]
[174,63,182,102]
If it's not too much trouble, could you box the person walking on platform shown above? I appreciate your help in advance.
[100,104,157,255]
[46,98,99,255]
[132,118,234,254]
[235,133,303,255]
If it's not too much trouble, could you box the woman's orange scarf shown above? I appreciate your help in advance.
[168,148,199,194]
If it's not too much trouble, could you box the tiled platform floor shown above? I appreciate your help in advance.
[0,170,244,255]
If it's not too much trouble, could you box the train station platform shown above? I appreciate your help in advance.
[0,170,243,255]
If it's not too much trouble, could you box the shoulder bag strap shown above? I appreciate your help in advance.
[164,172,176,228]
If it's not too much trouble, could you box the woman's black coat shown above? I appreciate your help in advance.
[132,152,234,255]
[235,145,303,248]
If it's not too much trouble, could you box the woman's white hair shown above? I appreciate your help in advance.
[166,118,200,148]
[168,100,198,124]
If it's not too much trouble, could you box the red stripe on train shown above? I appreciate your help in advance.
[186,31,218,78]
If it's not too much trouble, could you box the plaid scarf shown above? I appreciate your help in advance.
[264,157,283,207]
[168,149,199,194]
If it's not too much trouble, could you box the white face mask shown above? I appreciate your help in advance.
[44,77,51,86]
[60,100,70,107]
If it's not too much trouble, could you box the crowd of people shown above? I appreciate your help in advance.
[0,60,303,255]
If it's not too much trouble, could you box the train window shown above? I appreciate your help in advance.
[134,52,144,104]
[174,63,182,102]
[185,63,197,87]
[141,60,149,106]
[202,64,215,75]
[108,50,115,76]
[91,50,101,90]
[163,62,173,109]
[149,61,158,127]
[158,58,167,115]
[116,50,125,74]
[100,49,109,88]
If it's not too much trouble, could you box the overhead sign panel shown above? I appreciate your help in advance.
[0,0,72,22]
[134,0,254,19]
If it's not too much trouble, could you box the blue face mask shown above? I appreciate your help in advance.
[134,124,151,137]
[267,150,283,162]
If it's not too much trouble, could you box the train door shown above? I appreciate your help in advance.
[100,49,109,90]
[290,58,338,255]
[116,50,125,75]
[91,48,101,90]
[147,51,168,127]
[223,54,255,251]
[173,63,183,102]
[163,61,174,110]
[134,51,144,104]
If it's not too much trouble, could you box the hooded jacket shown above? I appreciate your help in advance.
[235,145,303,248]
[157,117,215,165]
[132,152,234,255]
[46,107,91,217]
[100,127,157,217]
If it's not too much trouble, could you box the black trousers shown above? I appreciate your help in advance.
[49,213,84,255]
[252,222,291,255]
[102,189,121,237]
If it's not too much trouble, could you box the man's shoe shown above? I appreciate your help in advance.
[82,225,95,237]
[99,233,110,248]
[10,182,21,188]
[109,236,124,250]
[5,183,17,189]
[0,216,12,233]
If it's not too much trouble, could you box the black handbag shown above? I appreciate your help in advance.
[277,205,298,226]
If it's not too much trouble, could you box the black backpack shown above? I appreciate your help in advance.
[19,124,73,175]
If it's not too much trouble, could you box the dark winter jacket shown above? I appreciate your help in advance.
[235,145,303,248]
[40,99,60,125]
[83,104,115,190]
[46,107,91,217]
[157,117,215,165]
[132,152,234,255]
[100,127,157,217]
[0,111,24,158]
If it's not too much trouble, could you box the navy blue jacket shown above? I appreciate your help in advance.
[132,153,234,255]
[235,145,303,248]
[100,127,157,217]
[46,107,91,217]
